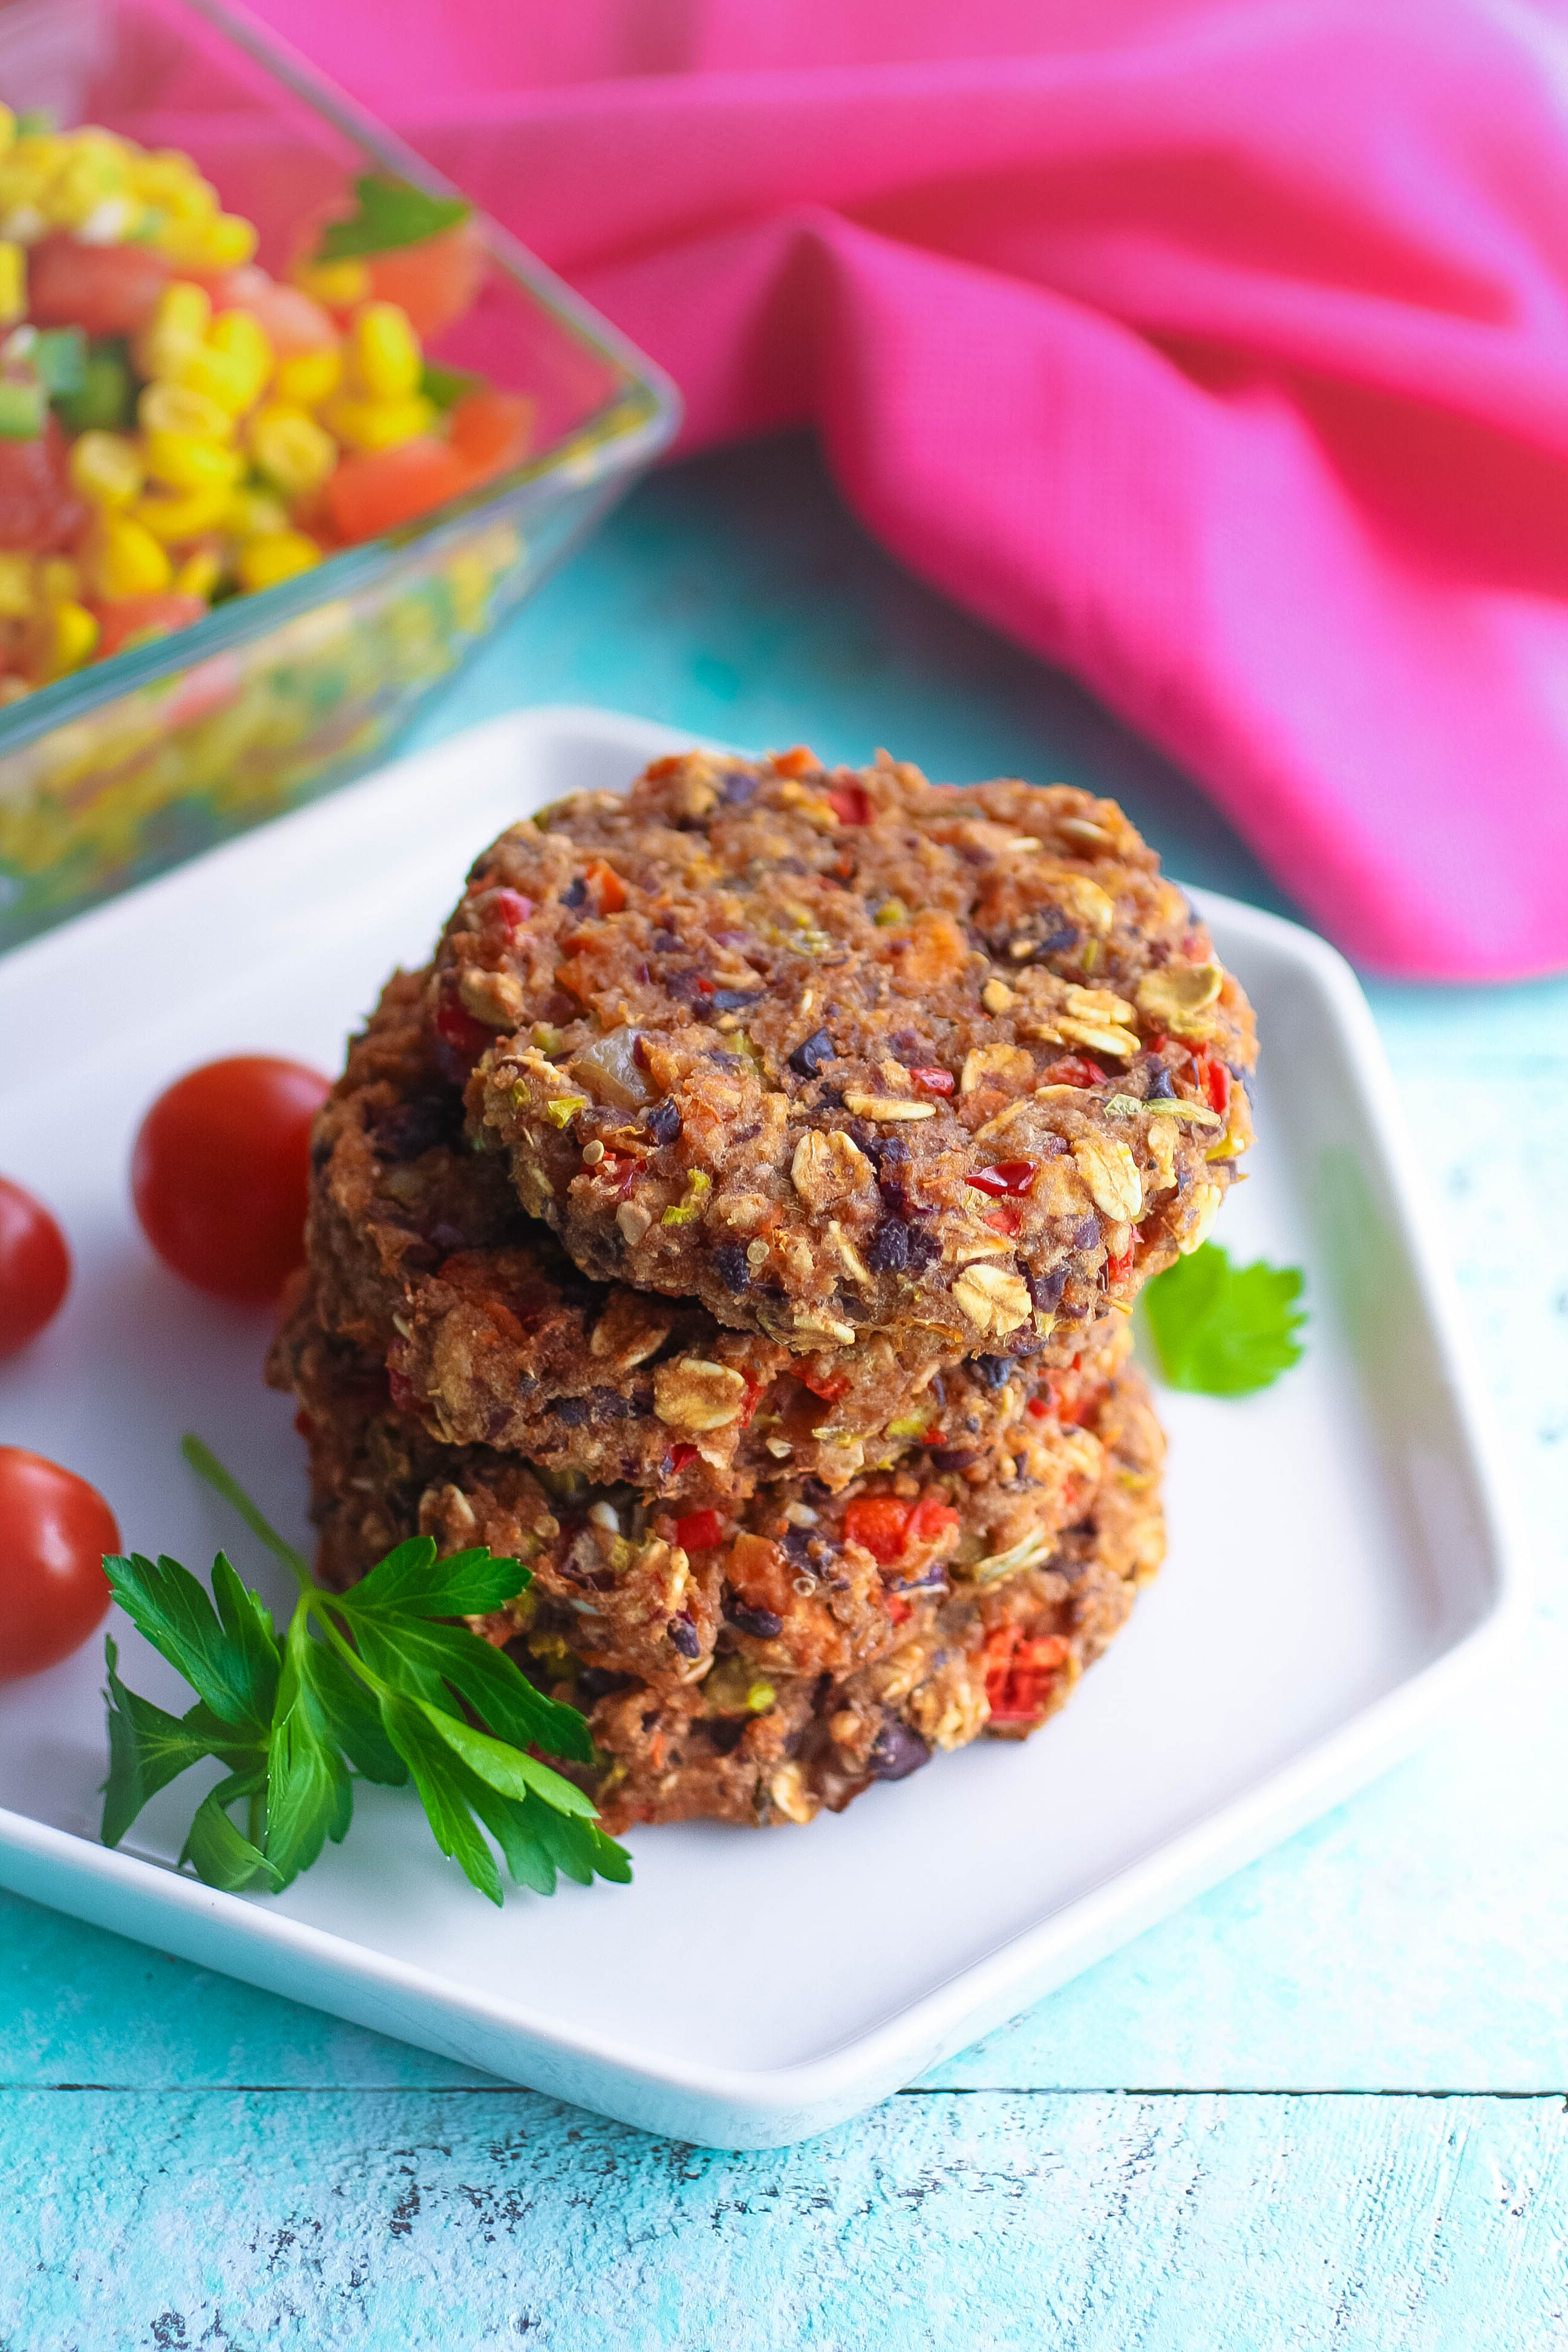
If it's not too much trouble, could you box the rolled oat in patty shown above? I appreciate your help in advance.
[430,746,1255,1362]
[308,964,1128,1506]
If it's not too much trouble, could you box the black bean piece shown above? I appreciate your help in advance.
[719,769,759,804]
[650,927,682,952]
[560,876,587,909]
[705,1717,748,1755]
[929,1448,979,1472]
[578,1667,635,1701]
[589,1389,636,1421]
[867,1717,930,1781]
[973,1354,1013,1389]
[667,1615,701,1659]
[644,1097,683,1144]
[1071,1213,1102,1252]
[1025,1263,1069,1313]
[781,1526,815,1563]
[789,1027,835,1077]
[552,1395,589,1428]
[865,1217,909,1273]
[713,1241,751,1293]
[709,987,763,1013]
[376,1088,465,1163]
[726,1599,784,1640]
[1146,1063,1177,1100]
[904,1225,939,1272]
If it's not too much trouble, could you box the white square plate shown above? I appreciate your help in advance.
[0,707,1526,2148]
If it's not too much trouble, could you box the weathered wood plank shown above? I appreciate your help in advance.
[5,2091,1567,2350]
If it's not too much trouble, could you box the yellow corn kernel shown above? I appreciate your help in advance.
[134,484,234,543]
[206,306,270,400]
[247,403,337,498]
[323,393,434,452]
[237,531,321,592]
[130,151,205,206]
[203,214,258,270]
[173,547,221,601]
[223,485,290,540]
[0,551,31,618]
[273,345,342,407]
[142,430,244,495]
[37,599,99,681]
[0,107,14,158]
[351,301,421,400]
[48,135,127,230]
[37,557,80,606]
[0,239,24,324]
[88,515,172,599]
[138,378,235,443]
[162,334,264,416]
[157,169,218,226]
[293,256,370,309]
[150,279,212,345]
[68,430,145,508]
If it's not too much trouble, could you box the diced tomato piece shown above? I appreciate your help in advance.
[584,858,627,915]
[673,1509,725,1553]
[1026,1396,1053,1422]
[842,1495,913,1564]
[667,1443,698,1474]
[388,1368,420,1415]
[28,234,171,334]
[448,389,533,478]
[967,1161,1037,1198]
[802,1370,850,1404]
[365,223,487,338]
[325,437,475,543]
[907,1497,960,1547]
[771,745,819,778]
[982,1625,1070,1724]
[983,1202,1021,1238]
[1105,1241,1135,1286]
[828,783,872,825]
[210,266,336,356]
[884,1594,913,1628]
[737,1379,763,1428]
[1041,1056,1106,1089]
[93,593,208,662]
[491,888,531,934]
[1199,1054,1232,1117]
[432,991,490,1082]
[909,1067,954,1096]
[0,419,88,554]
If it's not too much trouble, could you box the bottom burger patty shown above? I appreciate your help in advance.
[270,1310,1165,1833]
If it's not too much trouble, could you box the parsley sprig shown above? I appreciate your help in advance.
[100,1436,629,1906]
[1142,1243,1307,1397]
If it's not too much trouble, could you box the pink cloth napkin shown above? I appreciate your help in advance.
[246,0,1568,977]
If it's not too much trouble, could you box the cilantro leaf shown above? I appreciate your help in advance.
[344,1535,528,1620]
[344,1608,594,1765]
[1143,1243,1307,1397]
[421,360,484,411]
[317,174,469,260]
[379,1691,503,1906]
[181,1774,281,1893]
[102,1439,626,1909]
[103,1551,278,1737]
[100,1638,243,1847]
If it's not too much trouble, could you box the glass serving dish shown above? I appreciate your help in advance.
[0,0,679,952]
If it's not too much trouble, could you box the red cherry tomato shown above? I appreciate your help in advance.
[325,437,475,543]
[209,266,336,356]
[131,1055,331,1303]
[28,233,171,334]
[0,1176,71,1355]
[0,1446,118,1680]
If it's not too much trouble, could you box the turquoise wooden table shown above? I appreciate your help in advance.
[6,437,1567,2349]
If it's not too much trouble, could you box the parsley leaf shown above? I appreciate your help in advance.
[1142,1243,1307,1397]
[317,174,469,260]
[99,1439,629,1907]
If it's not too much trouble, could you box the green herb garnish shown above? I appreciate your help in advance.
[420,359,485,411]
[33,327,85,398]
[317,174,469,261]
[1142,1243,1307,1397]
[0,379,44,440]
[53,338,134,434]
[100,1435,629,1906]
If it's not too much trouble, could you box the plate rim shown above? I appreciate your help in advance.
[0,704,1531,2147]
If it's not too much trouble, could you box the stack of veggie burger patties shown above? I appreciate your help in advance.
[270,748,1257,1832]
